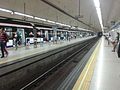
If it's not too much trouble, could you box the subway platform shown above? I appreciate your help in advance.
[73,37,120,90]
[0,36,95,65]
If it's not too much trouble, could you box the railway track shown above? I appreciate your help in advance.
[20,38,98,90]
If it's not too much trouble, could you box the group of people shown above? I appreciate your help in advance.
[105,32,120,57]
[0,28,21,58]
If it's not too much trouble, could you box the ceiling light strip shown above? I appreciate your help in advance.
[14,12,34,18]
[46,20,55,23]
[93,0,104,32]
[34,17,47,22]
[0,23,33,28]
[0,8,13,13]
[0,7,93,32]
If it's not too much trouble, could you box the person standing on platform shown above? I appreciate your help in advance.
[15,31,21,50]
[0,28,9,58]
[104,34,110,45]
[3,29,9,56]
[112,32,119,52]
[107,34,111,45]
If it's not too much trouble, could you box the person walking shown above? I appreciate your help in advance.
[0,28,9,58]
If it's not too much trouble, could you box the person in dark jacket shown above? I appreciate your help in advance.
[0,28,9,58]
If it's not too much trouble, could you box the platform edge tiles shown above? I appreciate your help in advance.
[72,39,101,90]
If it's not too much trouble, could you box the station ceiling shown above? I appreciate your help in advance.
[0,0,119,32]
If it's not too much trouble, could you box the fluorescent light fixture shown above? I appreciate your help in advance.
[71,26,76,29]
[93,0,104,32]
[34,17,47,21]
[64,24,71,27]
[61,23,66,26]
[58,29,68,31]
[66,24,71,27]
[14,12,34,18]
[0,8,13,13]
[60,23,64,25]
[56,22,62,25]
[111,30,114,31]
[78,27,87,31]
[56,22,71,27]
[96,8,102,24]
[96,8,103,31]
[47,20,55,23]
[93,0,100,8]
[0,8,93,32]
[36,27,52,30]
[0,23,33,28]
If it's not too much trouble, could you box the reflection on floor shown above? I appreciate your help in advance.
[89,37,120,90]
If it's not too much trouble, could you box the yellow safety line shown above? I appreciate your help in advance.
[72,40,101,90]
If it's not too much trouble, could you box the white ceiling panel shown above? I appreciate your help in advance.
[0,0,119,31]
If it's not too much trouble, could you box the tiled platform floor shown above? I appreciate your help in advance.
[89,37,120,90]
